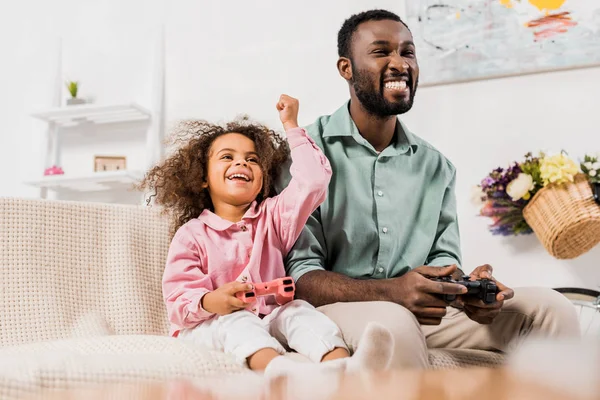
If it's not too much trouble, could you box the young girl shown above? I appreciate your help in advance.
[140,95,393,377]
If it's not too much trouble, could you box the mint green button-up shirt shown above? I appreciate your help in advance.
[283,102,461,282]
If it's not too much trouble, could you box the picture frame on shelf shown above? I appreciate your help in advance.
[94,156,127,172]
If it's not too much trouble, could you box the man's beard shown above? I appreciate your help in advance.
[352,67,418,118]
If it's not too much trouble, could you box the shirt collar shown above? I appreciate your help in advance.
[322,100,419,156]
[197,201,260,231]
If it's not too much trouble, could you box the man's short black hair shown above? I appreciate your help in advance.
[337,9,409,59]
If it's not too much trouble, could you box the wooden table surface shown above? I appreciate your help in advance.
[29,367,600,400]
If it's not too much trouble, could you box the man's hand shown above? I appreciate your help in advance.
[201,281,253,316]
[276,94,299,131]
[460,264,514,324]
[384,265,467,325]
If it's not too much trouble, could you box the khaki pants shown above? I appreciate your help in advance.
[317,287,580,369]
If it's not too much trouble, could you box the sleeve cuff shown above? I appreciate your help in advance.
[187,290,215,321]
[289,264,325,284]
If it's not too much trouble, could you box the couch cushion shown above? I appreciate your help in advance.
[0,335,248,399]
[0,334,504,399]
[428,348,504,370]
[0,198,172,347]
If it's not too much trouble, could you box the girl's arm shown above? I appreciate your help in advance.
[162,230,215,328]
[270,95,332,253]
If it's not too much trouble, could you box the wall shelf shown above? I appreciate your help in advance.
[26,29,164,204]
[25,170,144,193]
[31,103,151,128]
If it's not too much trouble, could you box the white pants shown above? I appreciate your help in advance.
[178,299,347,365]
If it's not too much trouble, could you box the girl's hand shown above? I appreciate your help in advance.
[276,94,299,131]
[201,281,253,316]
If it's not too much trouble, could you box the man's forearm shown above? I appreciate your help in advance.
[294,270,391,307]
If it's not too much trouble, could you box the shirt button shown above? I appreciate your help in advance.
[251,308,257,312]
[378,267,384,273]
[377,191,383,197]
[240,225,247,232]
[382,227,388,233]
[248,251,252,258]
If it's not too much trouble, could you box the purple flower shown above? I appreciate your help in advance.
[490,224,513,236]
[481,176,496,189]
[478,160,533,236]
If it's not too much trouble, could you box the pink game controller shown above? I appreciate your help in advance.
[236,277,295,305]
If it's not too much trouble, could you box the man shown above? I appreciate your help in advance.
[283,9,580,368]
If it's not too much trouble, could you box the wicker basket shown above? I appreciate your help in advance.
[523,174,600,259]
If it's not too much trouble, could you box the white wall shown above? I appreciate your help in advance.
[165,0,405,125]
[1,0,599,289]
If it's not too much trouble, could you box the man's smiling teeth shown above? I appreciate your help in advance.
[228,173,250,181]
[384,81,407,90]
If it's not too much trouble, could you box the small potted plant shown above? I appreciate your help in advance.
[65,80,85,105]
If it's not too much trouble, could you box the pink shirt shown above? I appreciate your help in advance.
[162,128,332,336]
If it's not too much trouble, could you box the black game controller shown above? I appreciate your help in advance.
[430,275,498,304]
[593,183,600,205]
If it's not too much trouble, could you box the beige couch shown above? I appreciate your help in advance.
[0,198,503,398]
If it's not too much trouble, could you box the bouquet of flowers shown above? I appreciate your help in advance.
[475,152,600,236]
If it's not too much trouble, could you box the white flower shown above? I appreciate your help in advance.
[590,170,597,177]
[506,173,534,201]
[584,162,593,170]
[592,162,600,170]
[470,186,486,206]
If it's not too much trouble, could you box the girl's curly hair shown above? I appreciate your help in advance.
[138,118,290,236]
